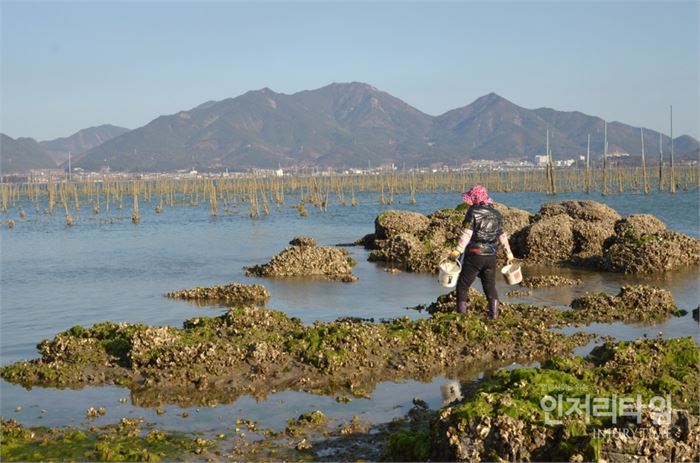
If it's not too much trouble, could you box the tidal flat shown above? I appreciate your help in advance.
[1,190,698,461]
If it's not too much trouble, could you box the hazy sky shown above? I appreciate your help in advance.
[2,1,698,140]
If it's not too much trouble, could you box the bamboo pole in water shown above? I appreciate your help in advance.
[585,134,591,194]
[658,132,664,192]
[602,122,609,196]
[132,181,139,224]
[640,128,649,194]
[669,105,676,194]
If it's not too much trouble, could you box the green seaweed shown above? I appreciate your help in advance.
[386,429,430,461]
[0,418,212,462]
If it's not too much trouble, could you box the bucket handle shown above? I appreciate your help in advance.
[439,257,462,271]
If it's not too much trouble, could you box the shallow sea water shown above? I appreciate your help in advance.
[1,190,698,434]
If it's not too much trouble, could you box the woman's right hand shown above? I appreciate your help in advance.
[449,249,461,260]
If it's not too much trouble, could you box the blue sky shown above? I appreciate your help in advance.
[1,1,698,140]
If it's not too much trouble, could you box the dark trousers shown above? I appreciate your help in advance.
[456,254,498,304]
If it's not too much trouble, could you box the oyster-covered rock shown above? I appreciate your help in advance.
[374,210,430,240]
[601,216,700,273]
[569,285,680,323]
[365,203,530,273]
[520,275,582,288]
[166,282,270,306]
[246,237,358,282]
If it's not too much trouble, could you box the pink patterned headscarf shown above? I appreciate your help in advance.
[461,185,493,205]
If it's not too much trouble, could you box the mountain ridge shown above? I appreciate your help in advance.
[40,124,130,164]
[2,83,697,173]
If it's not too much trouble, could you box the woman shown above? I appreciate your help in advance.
[449,185,514,319]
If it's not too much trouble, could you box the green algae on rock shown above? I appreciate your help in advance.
[387,337,699,462]
[0,417,214,462]
[245,236,358,282]
[0,305,592,407]
[166,282,270,307]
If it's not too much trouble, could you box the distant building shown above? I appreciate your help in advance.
[535,155,549,166]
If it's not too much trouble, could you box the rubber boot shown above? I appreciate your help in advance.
[488,299,500,320]
[457,301,468,314]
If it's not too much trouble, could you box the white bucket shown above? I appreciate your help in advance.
[438,258,461,288]
[501,263,523,285]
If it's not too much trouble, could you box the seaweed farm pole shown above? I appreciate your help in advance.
[132,181,139,224]
[658,131,664,191]
[602,121,609,196]
[585,134,591,194]
[640,128,649,194]
[669,105,676,194]
[545,129,556,195]
[210,181,218,217]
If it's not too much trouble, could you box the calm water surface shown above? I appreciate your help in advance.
[1,190,698,433]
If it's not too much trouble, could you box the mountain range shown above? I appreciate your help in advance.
[40,124,130,165]
[1,83,698,173]
[1,125,129,174]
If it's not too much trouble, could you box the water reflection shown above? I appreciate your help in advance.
[440,381,463,406]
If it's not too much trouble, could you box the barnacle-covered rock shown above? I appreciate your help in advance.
[289,236,316,247]
[365,203,530,273]
[374,211,430,240]
[507,200,698,273]
[570,219,616,265]
[520,275,581,288]
[408,288,487,315]
[613,214,667,240]
[537,200,620,222]
[601,220,700,273]
[492,203,532,236]
[285,410,328,437]
[166,282,270,306]
[513,214,575,263]
[506,289,532,298]
[370,233,433,273]
[512,200,621,266]
[245,238,358,282]
[568,285,680,323]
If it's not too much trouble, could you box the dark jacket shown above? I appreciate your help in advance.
[462,205,504,255]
